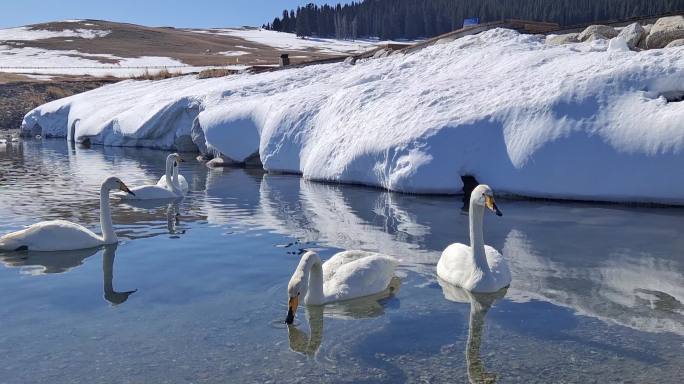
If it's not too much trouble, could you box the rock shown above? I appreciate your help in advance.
[586,33,607,42]
[545,33,579,45]
[665,38,684,48]
[206,156,239,168]
[343,56,357,65]
[617,23,645,49]
[578,25,618,41]
[243,151,263,167]
[645,16,684,49]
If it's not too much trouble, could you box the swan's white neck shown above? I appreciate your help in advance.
[469,200,491,273]
[100,183,116,243]
[164,157,180,194]
[172,162,179,184]
[296,252,325,305]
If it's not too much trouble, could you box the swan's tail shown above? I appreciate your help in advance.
[0,232,24,252]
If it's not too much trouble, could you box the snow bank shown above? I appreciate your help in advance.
[22,29,684,203]
[0,26,110,41]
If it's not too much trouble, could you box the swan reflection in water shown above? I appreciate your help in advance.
[0,244,136,305]
[166,202,185,235]
[101,244,137,305]
[439,279,507,384]
[287,277,401,357]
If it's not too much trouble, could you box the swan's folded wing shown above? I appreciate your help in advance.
[116,184,178,200]
[437,243,477,287]
[322,250,380,282]
[323,254,398,302]
[484,245,511,284]
[0,220,101,251]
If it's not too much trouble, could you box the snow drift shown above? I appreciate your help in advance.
[22,29,684,203]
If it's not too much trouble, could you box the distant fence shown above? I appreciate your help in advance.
[0,65,192,70]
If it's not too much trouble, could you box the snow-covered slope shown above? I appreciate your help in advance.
[189,27,402,54]
[22,29,684,203]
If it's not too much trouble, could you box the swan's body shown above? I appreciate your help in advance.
[437,184,511,293]
[156,161,188,193]
[0,177,134,252]
[118,154,184,200]
[285,250,398,323]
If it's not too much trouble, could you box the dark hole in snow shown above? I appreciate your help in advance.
[460,175,480,213]
[662,91,684,103]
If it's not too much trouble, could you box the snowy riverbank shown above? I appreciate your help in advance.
[22,28,684,203]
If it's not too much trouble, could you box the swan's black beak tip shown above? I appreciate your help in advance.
[120,183,135,196]
[285,308,295,324]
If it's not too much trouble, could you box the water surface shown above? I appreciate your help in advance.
[1,140,683,383]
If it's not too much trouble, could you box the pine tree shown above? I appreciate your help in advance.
[269,0,684,40]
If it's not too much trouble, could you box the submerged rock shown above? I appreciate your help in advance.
[645,16,684,49]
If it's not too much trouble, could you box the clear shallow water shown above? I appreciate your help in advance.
[1,139,683,383]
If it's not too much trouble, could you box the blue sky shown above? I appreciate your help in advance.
[0,0,337,28]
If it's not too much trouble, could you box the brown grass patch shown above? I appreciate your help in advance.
[130,68,184,81]
[46,86,70,99]
[197,68,239,79]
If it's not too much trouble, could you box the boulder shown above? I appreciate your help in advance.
[578,25,618,41]
[617,23,645,49]
[586,33,607,42]
[665,38,684,48]
[545,33,579,45]
[645,16,684,49]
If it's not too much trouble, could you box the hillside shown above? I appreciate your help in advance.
[0,19,390,78]
[0,19,393,129]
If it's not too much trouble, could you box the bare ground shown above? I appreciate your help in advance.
[0,77,117,130]
[6,20,341,67]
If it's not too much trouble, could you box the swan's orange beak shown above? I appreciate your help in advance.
[485,195,502,216]
[285,295,299,324]
[119,182,135,196]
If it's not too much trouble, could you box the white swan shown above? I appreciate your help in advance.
[437,184,511,293]
[118,153,184,200]
[156,153,188,193]
[0,177,135,252]
[285,250,398,324]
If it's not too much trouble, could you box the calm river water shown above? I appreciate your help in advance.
[0,139,682,383]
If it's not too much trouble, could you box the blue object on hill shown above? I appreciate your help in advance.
[463,18,480,27]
